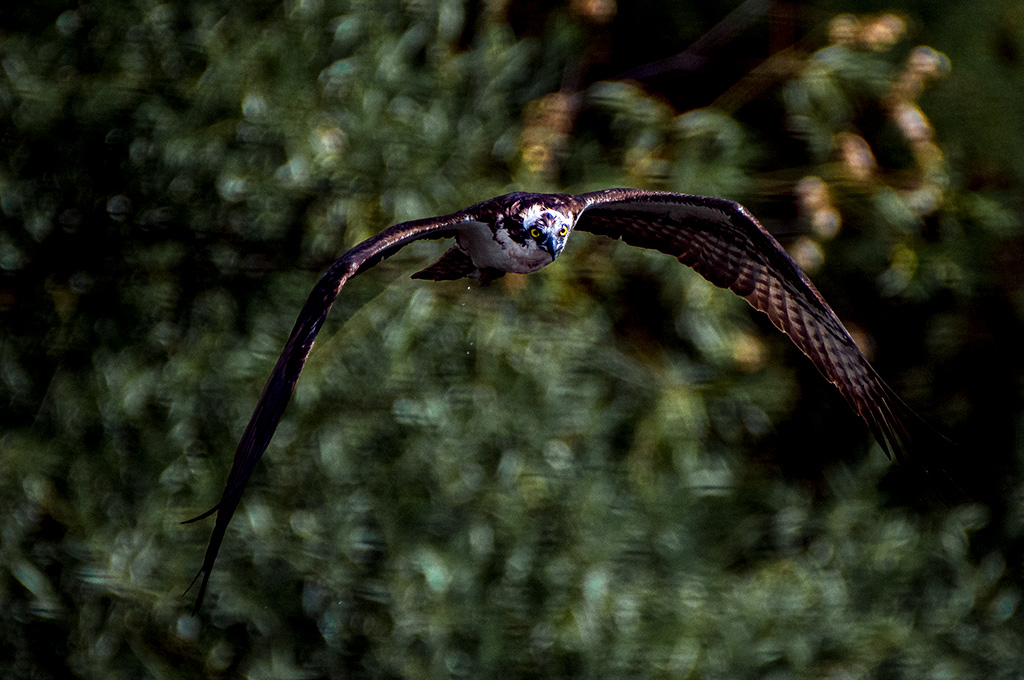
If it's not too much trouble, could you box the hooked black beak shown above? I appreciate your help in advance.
[539,234,560,259]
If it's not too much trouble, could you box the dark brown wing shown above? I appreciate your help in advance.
[183,207,478,614]
[410,244,477,280]
[574,188,942,465]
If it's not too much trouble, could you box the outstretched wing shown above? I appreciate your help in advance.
[183,206,479,614]
[574,188,940,465]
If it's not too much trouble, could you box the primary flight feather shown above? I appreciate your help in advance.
[184,188,942,613]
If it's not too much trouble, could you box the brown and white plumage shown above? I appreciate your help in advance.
[184,188,943,613]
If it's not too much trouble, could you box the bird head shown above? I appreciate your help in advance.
[508,203,574,262]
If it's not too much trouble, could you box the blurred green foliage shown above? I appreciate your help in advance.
[2,0,1024,678]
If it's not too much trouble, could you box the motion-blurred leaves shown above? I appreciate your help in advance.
[2,1,1023,678]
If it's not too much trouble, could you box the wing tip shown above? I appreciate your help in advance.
[183,565,211,616]
[181,503,219,525]
[865,386,967,504]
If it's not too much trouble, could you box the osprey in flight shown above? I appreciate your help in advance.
[185,188,940,613]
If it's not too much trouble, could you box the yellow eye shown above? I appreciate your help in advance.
[558,227,568,237]
[529,227,541,238]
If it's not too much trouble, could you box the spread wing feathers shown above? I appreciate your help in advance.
[411,244,477,281]
[182,208,476,614]
[575,188,935,464]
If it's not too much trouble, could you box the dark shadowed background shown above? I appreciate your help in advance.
[2,0,1023,677]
